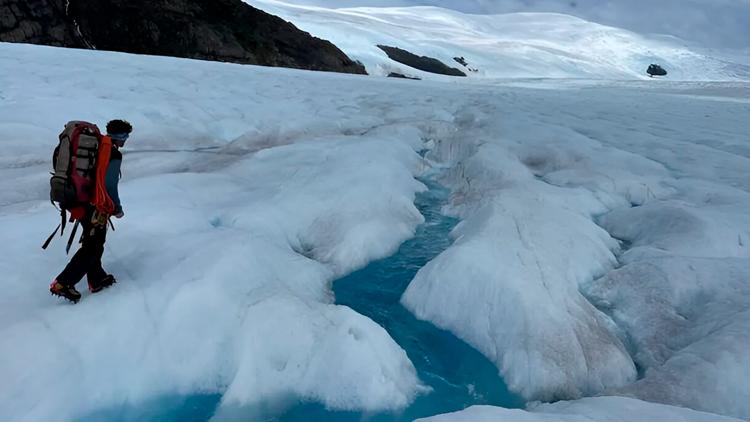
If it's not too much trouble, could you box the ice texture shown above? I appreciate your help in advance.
[0,43,437,421]
[1,38,749,421]
[416,397,745,422]
[584,180,750,419]
[402,80,750,419]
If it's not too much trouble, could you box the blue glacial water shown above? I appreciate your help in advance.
[272,180,524,421]
[80,179,523,421]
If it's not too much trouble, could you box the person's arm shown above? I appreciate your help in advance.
[106,158,123,216]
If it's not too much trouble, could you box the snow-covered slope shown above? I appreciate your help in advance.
[401,81,750,419]
[2,40,749,421]
[0,43,430,421]
[251,0,750,81]
[417,397,745,422]
[275,0,750,50]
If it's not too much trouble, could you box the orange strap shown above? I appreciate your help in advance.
[92,136,115,216]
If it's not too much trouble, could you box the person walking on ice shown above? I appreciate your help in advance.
[46,119,132,303]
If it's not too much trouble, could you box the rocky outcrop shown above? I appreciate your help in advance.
[0,0,366,74]
[378,45,466,77]
[454,56,479,73]
[387,72,421,80]
[0,0,78,46]
[647,64,667,77]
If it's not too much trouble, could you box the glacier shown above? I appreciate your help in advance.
[417,397,745,422]
[269,0,750,51]
[1,22,749,422]
[401,81,750,418]
[253,0,750,81]
[1,43,432,420]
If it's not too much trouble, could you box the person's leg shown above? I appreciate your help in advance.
[51,211,101,302]
[87,264,106,284]
[56,216,96,287]
[86,222,107,275]
[86,224,113,292]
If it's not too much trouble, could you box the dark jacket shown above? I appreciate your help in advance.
[105,146,122,214]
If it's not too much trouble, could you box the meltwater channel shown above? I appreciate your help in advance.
[81,179,523,421]
[276,179,523,421]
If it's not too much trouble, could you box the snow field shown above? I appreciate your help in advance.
[253,0,750,81]
[0,43,450,420]
[416,397,745,422]
[402,108,641,401]
[2,41,750,421]
[403,83,750,418]
[271,0,750,52]
[585,182,750,418]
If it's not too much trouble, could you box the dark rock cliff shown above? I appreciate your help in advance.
[378,45,466,77]
[0,0,77,46]
[0,0,366,74]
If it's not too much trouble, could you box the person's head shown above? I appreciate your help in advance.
[106,119,133,148]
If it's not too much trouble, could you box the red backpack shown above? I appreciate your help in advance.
[43,121,114,252]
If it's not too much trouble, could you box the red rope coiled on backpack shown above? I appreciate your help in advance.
[92,135,115,216]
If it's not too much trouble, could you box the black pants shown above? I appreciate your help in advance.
[57,208,108,287]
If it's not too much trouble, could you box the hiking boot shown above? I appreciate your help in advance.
[88,274,116,293]
[50,280,81,303]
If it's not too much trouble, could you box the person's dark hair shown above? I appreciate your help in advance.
[106,119,133,134]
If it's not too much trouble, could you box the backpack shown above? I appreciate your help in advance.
[43,121,113,252]
[51,121,101,210]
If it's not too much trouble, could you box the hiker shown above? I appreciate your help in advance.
[49,119,132,303]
